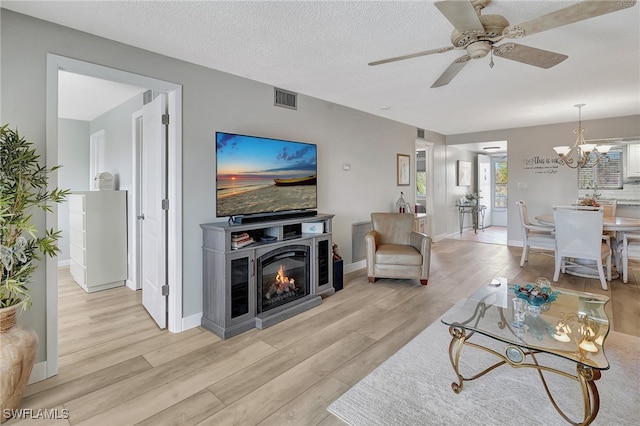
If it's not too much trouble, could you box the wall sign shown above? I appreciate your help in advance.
[523,156,560,174]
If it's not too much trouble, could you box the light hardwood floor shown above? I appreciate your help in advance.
[12,233,640,425]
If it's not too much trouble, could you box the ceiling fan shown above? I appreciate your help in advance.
[368,0,637,88]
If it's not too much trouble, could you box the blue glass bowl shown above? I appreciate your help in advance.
[513,284,558,306]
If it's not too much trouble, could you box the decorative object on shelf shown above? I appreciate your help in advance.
[0,124,69,423]
[553,312,604,360]
[464,192,480,205]
[513,278,559,314]
[579,198,600,207]
[457,160,471,186]
[397,153,410,186]
[396,192,411,213]
[553,104,612,169]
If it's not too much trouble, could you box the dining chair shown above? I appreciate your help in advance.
[621,233,640,283]
[552,206,611,290]
[516,200,555,267]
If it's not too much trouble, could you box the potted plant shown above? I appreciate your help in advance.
[0,124,68,423]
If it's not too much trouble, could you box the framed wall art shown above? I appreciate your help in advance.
[457,160,471,186]
[397,154,410,186]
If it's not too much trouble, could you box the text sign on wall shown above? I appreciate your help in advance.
[523,156,560,174]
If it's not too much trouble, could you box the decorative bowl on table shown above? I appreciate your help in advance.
[513,282,559,314]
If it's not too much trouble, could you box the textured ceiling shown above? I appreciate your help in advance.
[4,0,639,135]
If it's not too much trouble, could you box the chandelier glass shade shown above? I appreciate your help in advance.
[553,104,611,169]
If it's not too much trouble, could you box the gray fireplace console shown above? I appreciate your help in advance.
[200,213,335,339]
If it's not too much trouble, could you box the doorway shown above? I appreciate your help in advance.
[45,54,183,379]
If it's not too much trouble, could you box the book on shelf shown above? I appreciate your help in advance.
[231,232,254,249]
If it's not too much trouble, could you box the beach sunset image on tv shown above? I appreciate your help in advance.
[216,132,318,217]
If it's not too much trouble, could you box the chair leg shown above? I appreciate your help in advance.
[519,245,528,267]
[596,259,608,291]
[368,277,376,283]
[553,254,561,282]
[420,279,428,286]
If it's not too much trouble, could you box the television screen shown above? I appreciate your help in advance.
[216,132,318,218]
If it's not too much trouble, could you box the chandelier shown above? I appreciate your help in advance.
[553,104,611,169]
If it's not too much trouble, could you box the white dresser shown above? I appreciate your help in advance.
[69,191,127,293]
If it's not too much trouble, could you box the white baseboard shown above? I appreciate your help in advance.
[125,279,140,291]
[28,361,47,384]
[58,259,70,267]
[182,312,202,331]
[344,259,365,274]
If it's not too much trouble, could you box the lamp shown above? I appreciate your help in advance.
[553,104,611,169]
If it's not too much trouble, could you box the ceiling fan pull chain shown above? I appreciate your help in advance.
[489,48,494,69]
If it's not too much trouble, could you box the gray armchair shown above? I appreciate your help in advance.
[365,212,432,285]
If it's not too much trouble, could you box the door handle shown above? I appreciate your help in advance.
[137,214,145,220]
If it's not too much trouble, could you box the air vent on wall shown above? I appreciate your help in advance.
[417,128,425,139]
[274,88,297,110]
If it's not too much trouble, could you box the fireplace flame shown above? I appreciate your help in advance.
[275,264,295,290]
[265,264,297,299]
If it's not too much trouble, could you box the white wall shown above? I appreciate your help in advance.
[57,119,90,262]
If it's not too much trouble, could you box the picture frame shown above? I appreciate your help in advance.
[397,153,410,186]
[457,160,471,186]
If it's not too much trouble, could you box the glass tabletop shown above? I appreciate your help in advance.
[441,278,610,370]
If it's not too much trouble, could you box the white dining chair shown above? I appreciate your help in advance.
[553,206,611,290]
[621,233,640,283]
[516,200,555,267]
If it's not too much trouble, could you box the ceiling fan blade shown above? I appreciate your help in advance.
[368,47,454,66]
[493,43,568,69]
[435,0,484,35]
[506,0,638,38]
[431,55,471,88]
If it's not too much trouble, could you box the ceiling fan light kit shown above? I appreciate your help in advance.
[368,0,638,88]
[553,104,611,169]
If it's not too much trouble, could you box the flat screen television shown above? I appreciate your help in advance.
[216,132,318,219]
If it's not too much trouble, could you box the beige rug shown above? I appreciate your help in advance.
[328,310,640,426]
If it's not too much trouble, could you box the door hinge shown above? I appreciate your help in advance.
[162,199,170,210]
[162,114,169,125]
[162,285,169,296]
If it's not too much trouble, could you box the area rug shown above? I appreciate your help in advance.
[328,307,640,426]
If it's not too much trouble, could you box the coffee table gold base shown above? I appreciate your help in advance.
[447,325,601,426]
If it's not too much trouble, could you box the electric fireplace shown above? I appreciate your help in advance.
[257,245,310,314]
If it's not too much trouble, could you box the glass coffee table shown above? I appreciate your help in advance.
[441,278,609,426]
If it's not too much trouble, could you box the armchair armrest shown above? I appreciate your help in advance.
[410,231,432,254]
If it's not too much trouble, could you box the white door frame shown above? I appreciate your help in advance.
[129,110,143,291]
[45,54,183,378]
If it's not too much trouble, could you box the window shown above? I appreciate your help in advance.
[416,150,426,196]
[578,147,623,190]
[494,159,508,208]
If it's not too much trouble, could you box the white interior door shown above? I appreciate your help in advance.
[141,93,167,328]
[477,154,492,227]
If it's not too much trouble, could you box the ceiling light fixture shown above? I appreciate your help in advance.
[483,146,501,152]
[553,104,611,169]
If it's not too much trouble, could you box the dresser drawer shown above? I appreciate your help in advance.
[69,212,86,231]
[69,228,86,248]
[69,243,86,266]
[69,194,85,213]
[70,260,86,286]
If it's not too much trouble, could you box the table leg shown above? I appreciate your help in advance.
[447,333,603,425]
